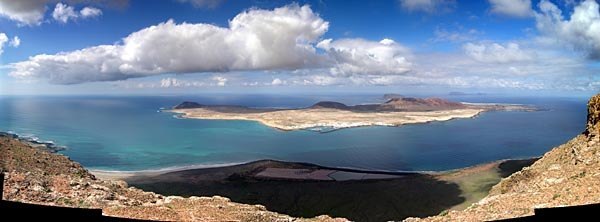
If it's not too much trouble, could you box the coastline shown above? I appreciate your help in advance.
[0,131,67,152]
[0,130,538,178]
[90,161,253,181]
[90,157,540,182]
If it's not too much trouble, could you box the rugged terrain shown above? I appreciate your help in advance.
[2,93,596,221]
[102,159,532,222]
[171,96,534,132]
[406,94,600,221]
[0,135,344,221]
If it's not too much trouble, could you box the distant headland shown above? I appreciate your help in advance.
[170,95,537,132]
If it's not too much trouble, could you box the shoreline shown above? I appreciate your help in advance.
[90,157,538,182]
[0,130,538,181]
[0,130,538,180]
[0,131,67,152]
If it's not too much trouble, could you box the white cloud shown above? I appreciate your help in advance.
[10,4,330,84]
[317,38,412,76]
[411,45,591,91]
[12,45,125,84]
[9,36,21,47]
[116,77,210,89]
[463,42,536,63]
[52,2,78,23]
[11,4,416,84]
[0,1,123,26]
[160,77,180,88]
[281,73,549,90]
[158,77,207,88]
[242,81,259,86]
[80,6,102,18]
[0,0,47,26]
[398,0,456,13]
[176,0,224,8]
[52,3,103,23]
[0,33,20,55]
[296,75,343,86]
[535,0,600,59]
[0,33,8,55]
[212,76,228,86]
[270,78,286,86]
[489,0,533,18]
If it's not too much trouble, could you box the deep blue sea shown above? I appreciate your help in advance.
[0,94,588,172]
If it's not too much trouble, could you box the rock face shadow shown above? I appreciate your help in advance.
[130,161,465,222]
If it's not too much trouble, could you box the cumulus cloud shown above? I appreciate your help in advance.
[0,0,47,26]
[398,0,456,13]
[10,5,329,84]
[212,76,228,86]
[0,33,20,55]
[0,33,8,55]
[80,6,102,18]
[270,78,286,86]
[535,0,600,59]
[0,0,112,26]
[52,3,78,23]
[317,38,412,76]
[52,3,102,23]
[10,4,415,84]
[9,36,21,47]
[176,0,224,9]
[489,0,533,18]
[463,42,536,63]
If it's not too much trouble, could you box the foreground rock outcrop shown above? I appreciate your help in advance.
[406,94,600,221]
[0,136,345,221]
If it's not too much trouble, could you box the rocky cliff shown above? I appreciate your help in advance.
[0,135,345,221]
[406,93,600,221]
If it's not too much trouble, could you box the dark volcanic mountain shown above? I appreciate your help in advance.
[380,97,467,111]
[310,101,350,110]
[173,101,205,109]
[343,97,467,112]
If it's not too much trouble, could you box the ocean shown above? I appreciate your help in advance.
[0,94,587,172]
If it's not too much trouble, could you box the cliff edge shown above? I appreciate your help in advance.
[406,94,600,221]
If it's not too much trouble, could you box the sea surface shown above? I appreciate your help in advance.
[0,94,588,172]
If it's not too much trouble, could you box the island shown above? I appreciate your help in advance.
[170,96,537,132]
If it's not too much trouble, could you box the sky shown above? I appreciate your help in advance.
[0,0,599,96]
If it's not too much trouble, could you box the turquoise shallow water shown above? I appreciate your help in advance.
[0,94,588,171]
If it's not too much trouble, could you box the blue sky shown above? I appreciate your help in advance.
[0,0,598,96]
